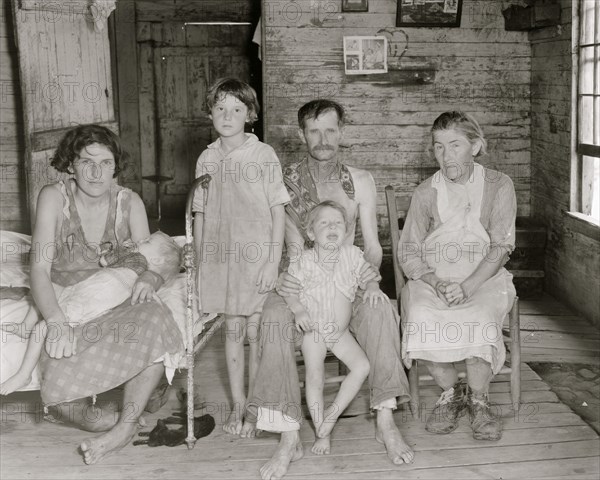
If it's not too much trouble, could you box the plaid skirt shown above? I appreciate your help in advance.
[39,300,183,405]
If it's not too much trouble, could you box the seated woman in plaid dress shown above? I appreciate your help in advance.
[27,125,183,464]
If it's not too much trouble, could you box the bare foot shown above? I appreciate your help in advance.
[311,436,331,455]
[375,409,414,464]
[223,409,243,436]
[46,403,120,433]
[316,405,337,438]
[240,420,256,438]
[0,372,32,396]
[80,408,120,433]
[260,430,304,480]
[79,421,138,465]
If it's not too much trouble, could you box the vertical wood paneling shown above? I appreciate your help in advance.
[263,0,532,233]
[12,0,116,220]
[0,0,28,233]
[138,34,158,216]
[187,56,209,118]
[114,0,142,193]
[161,23,253,213]
[15,10,114,133]
[530,0,600,324]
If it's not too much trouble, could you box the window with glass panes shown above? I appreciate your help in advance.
[576,0,600,221]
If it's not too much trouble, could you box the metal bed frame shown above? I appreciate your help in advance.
[183,175,225,448]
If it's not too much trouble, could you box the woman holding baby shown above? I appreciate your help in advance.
[26,125,183,464]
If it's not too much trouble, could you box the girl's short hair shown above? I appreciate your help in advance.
[431,111,488,157]
[206,78,260,124]
[51,124,126,177]
[304,200,349,235]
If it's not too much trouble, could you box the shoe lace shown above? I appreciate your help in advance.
[470,395,489,408]
[435,387,455,406]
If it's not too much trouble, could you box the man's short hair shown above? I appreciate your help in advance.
[297,100,345,130]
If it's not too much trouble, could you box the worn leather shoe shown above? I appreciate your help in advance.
[468,393,503,440]
[425,381,467,434]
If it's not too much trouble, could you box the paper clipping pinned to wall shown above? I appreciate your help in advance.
[343,36,388,75]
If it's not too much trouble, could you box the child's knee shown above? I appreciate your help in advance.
[354,358,370,380]
[224,319,245,343]
[246,320,260,345]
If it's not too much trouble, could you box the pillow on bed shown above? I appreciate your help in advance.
[1,231,31,288]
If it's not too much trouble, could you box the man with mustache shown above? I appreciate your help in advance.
[249,100,413,480]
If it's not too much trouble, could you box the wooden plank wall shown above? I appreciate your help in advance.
[13,0,116,221]
[0,0,28,233]
[263,0,532,244]
[530,0,600,324]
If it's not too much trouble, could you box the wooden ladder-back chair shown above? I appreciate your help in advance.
[384,185,521,417]
[182,175,226,448]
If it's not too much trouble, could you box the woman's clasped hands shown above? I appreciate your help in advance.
[435,280,468,307]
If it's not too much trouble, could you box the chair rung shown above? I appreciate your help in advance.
[300,375,346,388]
[417,371,466,382]
[416,366,512,383]
[192,315,225,355]
[324,375,346,384]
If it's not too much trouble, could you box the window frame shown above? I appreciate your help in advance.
[571,0,600,233]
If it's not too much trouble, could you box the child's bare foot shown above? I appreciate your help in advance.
[316,405,337,438]
[223,409,243,435]
[311,435,331,455]
[240,420,256,438]
[0,372,32,395]
[79,420,138,465]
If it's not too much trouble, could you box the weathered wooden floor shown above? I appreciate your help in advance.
[517,294,600,366]
[1,295,598,479]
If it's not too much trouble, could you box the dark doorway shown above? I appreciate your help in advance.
[114,1,262,234]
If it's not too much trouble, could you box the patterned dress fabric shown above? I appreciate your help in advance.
[39,180,183,405]
[283,159,355,242]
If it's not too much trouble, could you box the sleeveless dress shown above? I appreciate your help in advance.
[39,180,183,405]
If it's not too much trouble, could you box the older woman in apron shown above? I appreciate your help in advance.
[399,111,517,441]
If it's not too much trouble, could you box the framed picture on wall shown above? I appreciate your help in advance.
[396,0,463,27]
[342,0,369,12]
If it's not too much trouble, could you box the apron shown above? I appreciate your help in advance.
[401,164,515,374]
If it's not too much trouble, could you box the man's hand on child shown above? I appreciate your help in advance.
[362,282,389,308]
[294,310,313,333]
[275,271,302,297]
[257,263,279,294]
[358,262,382,287]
